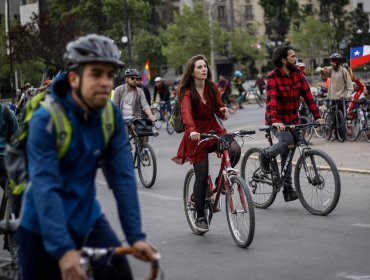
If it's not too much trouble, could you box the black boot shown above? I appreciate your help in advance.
[258,149,270,173]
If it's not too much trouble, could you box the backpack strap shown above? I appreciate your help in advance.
[40,95,72,159]
[2,105,13,142]
[101,101,115,147]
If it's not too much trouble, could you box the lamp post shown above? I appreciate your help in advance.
[123,0,132,66]
[207,0,218,80]
[5,0,14,102]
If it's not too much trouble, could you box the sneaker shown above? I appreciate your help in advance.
[259,150,270,173]
[282,186,298,202]
[195,217,209,233]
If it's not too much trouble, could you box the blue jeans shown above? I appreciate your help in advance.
[16,215,133,280]
[160,100,171,120]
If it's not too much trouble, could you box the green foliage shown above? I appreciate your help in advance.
[227,28,262,61]
[161,3,225,69]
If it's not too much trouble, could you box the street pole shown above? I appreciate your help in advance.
[207,0,216,80]
[5,0,14,102]
[123,0,132,67]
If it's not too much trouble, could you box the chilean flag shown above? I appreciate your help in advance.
[350,45,370,69]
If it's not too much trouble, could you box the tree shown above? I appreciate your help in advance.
[346,8,370,48]
[161,3,225,70]
[288,16,335,73]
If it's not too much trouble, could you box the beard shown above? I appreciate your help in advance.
[287,62,297,72]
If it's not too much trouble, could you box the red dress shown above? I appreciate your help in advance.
[172,83,226,165]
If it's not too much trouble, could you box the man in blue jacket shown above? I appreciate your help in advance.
[16,34,157,280]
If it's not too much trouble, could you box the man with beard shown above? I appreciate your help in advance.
[259,45,324,202]
[318,53,353,140]
[113,68,156,122]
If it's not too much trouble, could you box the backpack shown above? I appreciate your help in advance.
[4,91,115,195]
[172,95,184,133]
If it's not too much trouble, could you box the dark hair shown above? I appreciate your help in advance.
[178,54,216,110]
[272,46,294,68]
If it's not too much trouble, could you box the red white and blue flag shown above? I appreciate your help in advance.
[350,45,370,69]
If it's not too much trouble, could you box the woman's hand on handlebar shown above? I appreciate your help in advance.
[219,107,229,119]
[190,131,201,141]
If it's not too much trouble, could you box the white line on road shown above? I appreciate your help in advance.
[338,272,370,279]
[352,223,370,228]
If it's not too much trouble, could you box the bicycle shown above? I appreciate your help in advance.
[0,179,21,280]
[80,246,162,280]
[346,99,370,142]
[240,123,341,216]
[324,98,347,142]
[183,130,256,248]
[165,97,176,135]
[241,86,264,108]
[126,118,158,188]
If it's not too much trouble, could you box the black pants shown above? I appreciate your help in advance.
[16,215,133,280]
[193,140,241,218]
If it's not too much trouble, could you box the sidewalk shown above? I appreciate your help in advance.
[239,132,370,175]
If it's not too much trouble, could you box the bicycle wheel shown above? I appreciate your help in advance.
[137,143,157,188]
[225,176,255,248]
[254,93,263,108]
[314,110,326,138]
[294,149,341,216]
[183,169,205,235]
[153,109,163,129]
[335,110,346,142]
[240,148,277,208]
[166,115,175,135]
[346,115,361,142]
[299,116,314,143]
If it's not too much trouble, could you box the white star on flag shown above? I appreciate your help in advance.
[354,50,360,56]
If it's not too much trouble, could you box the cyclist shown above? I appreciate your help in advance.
[259,45,324,202]
[319,53,353,140]
[153,77,171,121]
[232,70,245,108]
[136,76,152,106]
[254,74,266,97]
[113,68,156,122]
[217,75,232,105]
[16,34,157,280]
[172,54,240,233]
[347,68,366,120]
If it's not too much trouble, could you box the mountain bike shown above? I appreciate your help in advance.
[0,179,21,280]
[240,123,341,216]
[126,118,158,188]
[183,130,256,248]
[346,99,370,142]
[80,246,162,280]
[324,99,346,142]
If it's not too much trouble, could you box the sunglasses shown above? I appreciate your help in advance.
[129,77,140,81]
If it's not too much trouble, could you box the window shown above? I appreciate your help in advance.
[357,3,363,10]
[218,5,226,20]
[245,5,254,21]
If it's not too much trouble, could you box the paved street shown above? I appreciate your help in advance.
[2,104,370,279]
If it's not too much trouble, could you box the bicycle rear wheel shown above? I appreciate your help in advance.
[254,93,263,108]
[183,169,205,235]
[137,143,157,188]
[324,112,333,140]
[335,110,346,142]
[225,176,255,248]
[294,149,341,216]
[314,110,326,138]
[346,116,361,141]
[166,115,175,135]
[299,116,314,143]
[240,148,277,208]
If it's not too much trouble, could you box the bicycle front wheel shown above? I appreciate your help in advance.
[314,110,326,138]
[183,169,205,235]
[166,115,175,135]
[225,176,255,248]
[300,116,314,143]
[137,143,157,188]
[335,110,346,142]
[294,149,341,216]
[346,116,361,141]
[240,148,277,208]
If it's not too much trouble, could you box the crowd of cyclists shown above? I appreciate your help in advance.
[0,33,369,279]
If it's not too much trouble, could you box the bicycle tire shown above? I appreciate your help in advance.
[299,116,314,143]
[240,148,277,208]
[346,115,361,142]
[335,110,346,142]
[254,93,263,108]
[153,109,163,129]
[294,149,341,216]
[183,169,205,235]
[225,176,255,248]
[166,115,175,135]
[314,110,326,138]
[137,143,157,188]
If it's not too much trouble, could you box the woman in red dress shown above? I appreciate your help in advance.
[172,55,241,233]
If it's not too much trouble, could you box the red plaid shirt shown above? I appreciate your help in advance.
[265,68,320,125]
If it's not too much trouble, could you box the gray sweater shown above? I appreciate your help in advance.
[326,66,353,100]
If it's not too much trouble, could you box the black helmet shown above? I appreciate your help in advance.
[329,53,342,60]
[124,68,140,77]
[63,34,124,70]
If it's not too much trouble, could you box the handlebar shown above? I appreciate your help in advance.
[259,122,320,132]
[81,246,161,280]
[198,130,255,145]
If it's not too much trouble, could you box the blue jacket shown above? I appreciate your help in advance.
[21,72,145,260]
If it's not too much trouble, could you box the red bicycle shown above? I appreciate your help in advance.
[183,130,256,248]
